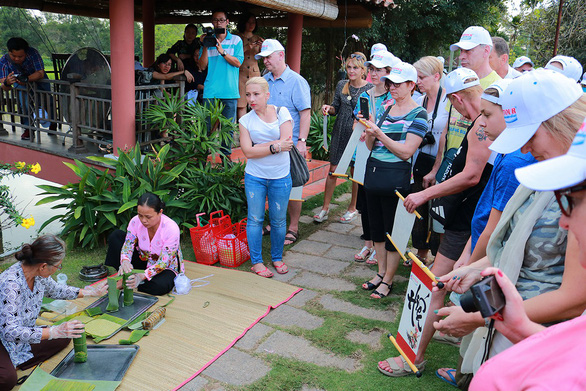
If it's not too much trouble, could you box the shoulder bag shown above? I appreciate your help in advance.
[413,87,442,177]
[277,106,310,187]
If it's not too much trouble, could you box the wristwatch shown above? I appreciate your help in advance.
[299,138,307,142]
[220,52,226,57]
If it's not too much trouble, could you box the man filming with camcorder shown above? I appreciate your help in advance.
[198,9,244,159]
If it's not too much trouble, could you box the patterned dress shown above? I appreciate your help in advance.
[0,263,79,366]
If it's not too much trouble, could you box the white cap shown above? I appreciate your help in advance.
[545,55,584,82]
[450,26,493,51]
[513,56,534,69]
[481,78,513,106]
[381,62,418,83]
[444,67,480,95]
[489,69,584,154]
[437,56,445,65]
[515,117,586,191]
[370,43,387,58]
[365,50,399,69]
[255,39,285,60]
[582,72,586,86]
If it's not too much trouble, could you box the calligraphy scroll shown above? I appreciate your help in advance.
[333,122,366,178]
[289,185,304,202]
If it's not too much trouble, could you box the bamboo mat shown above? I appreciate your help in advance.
[22,262,301,391]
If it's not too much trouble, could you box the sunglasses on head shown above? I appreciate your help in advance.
[350,54,366,61]
[554,182,586,217]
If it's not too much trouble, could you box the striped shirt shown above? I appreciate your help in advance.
[0,47,44,79]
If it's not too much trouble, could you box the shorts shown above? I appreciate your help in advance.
[437,229,470,261]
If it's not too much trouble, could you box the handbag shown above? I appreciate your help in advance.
[290,144,310,187]
[364,159,411,196]
[413,151,436,177]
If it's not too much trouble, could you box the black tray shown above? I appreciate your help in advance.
[84,292,158,339]
[51,344,139,381]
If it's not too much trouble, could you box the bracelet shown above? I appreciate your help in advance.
[269,144,276,154]
[277,143,282,153]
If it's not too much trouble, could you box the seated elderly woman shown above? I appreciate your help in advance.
[0,235,106,390]
[104,192,184,296]
[469,115,586,389]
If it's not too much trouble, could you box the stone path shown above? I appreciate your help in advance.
[179,197,398,390]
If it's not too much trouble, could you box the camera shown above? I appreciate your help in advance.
[12,73,29,83]
[202,27,226,48]
[460,276,505,318]
[419,132,435,148]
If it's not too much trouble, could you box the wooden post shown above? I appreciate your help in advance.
[142,0,155,67]
[286,13,303,73]
[553,0,564,56]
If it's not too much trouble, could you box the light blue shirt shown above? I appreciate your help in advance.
[265,66,311,143]
[201,31,244,99]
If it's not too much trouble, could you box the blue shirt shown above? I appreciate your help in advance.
[201,31,243,99]
[265,66,311,143]
[0,47,44,79]
[470,149,537,251]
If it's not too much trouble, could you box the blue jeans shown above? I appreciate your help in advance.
[245,173,292,265]
[203,98,237,156]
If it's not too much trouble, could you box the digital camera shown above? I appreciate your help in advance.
[460,276,505,318]
[202,27,226,48]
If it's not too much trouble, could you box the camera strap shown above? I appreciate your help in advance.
[481,318,496,364]
[421,86,442,149]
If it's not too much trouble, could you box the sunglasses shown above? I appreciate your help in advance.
[554,183,586,217]
[350,54,366,61]
[385,80,405,88]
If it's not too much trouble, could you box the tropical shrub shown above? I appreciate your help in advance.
[308,110,334,161]
[1,161,40,229]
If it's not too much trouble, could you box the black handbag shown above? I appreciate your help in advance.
[364,159,411,196]
[290,144,309,187]
[413,152,436,177]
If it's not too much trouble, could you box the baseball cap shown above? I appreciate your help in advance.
[450,26,493,51]
[255,39,285,60]
[513,56,534,69]
[489,68,584,154]
[381,62,417,83]
[515,117,586,191]
[481,78,513,106]
[370,43,387,58]
[545,55,583,82]
[444,67,480,95]
[581,72,586,86]
[365,50,399,69]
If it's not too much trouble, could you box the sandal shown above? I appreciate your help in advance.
[436,368,458,387]
[362,273,383,290]
[251,266,273,278]
[365,250,378,265]
[313,209,329,223]
[273,262,289,274]
[371,282,392,299]
[378,356,426,377]
[284,230,299,245]
[354,246,372,262]
[433,331,462,347]
[340,210,358,223]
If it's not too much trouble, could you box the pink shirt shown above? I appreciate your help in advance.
[121,214,184,280]
[471,315,586,390]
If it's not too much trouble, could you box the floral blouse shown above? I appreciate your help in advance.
[121,214,185,280]
[0,262,79,366]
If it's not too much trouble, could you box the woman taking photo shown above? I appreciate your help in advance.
[314,52,372,224]
[360,62,428,299]
[236,12,263,120]
[239,77,294,278]
[0,235,106,389]
[105,192,184,295]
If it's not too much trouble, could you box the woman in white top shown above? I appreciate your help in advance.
[239,77,294,278]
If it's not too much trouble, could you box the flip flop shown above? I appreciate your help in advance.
[378,356,426,377]
[436,368,458,387]
[284,230,298,245]
[273,262,289,274]
[251,266,273,278]
[340,210,358,223]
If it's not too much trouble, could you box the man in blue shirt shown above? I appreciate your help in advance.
[256,39,311,245]
[199,9,244,157]
[0,37,54,140]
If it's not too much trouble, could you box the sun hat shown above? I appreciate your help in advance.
[255,39,285,60]
[365,50,400,69]
[370,43,387,58]
[515,117,586,191]
[381,62,417,83]
[489,68,584,154]
[450,26,493,51]
[443,67,480,95]
[513,56,534,69]
[481,78,513,105]
[545,55,583,82]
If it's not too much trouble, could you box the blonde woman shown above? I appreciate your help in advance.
[239,77,294,278]
[314,52,372,224]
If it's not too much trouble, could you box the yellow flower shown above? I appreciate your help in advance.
[21,216,35,229]
[15,161,25,169]
[30,163,41,174]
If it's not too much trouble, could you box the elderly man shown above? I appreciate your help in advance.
[255,39,311,245]
[489,36,521,79]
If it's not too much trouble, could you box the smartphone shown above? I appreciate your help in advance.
[359,97,369,120]
[460,275,506,318]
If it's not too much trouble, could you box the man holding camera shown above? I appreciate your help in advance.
[199,9,244,157]
[0,37,55,140]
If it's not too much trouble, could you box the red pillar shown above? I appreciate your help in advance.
[286,13,303,73]
[142,0,155,66]
[110,0,136,153]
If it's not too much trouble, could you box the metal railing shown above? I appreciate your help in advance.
[0,78,185,153]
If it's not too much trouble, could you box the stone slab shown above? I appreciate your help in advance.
[286,289,318,307]
[345,266,380,280]
[270,267,299,283]
[319,294,395,322]
[262,304,324,330]
[289,271,356,292]
[178,376,208,391]
[324,222,356,234]
[307,230,363,249]
[324,245,359,262]
[345,329,385,350]
[283,252,348,276]
[290,240,333,257]
[334,193,352,203]
[234,322,274,350]
[256,330,361,372]
[202,349,270,386]
[299,215,314,224]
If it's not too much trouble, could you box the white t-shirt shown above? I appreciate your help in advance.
[415,91,449,157]
[239,105,293,179]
